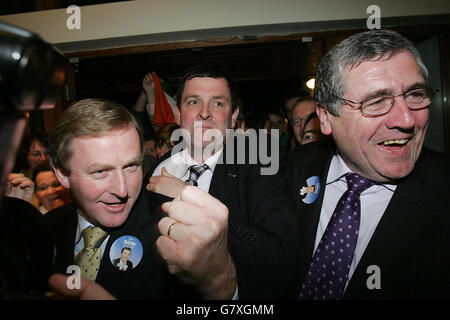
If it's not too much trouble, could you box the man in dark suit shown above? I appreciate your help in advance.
[289,29,450,300]
[147,65,299,299]
[46,98,178,299]
[46,94,298,300]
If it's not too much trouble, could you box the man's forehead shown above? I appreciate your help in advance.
[292,101,316,115]
[75,126,136,142]
[182,77,231,97]
[36,171,55,181]
[68,126,141,159]
[341,51,423,96]
[285,97,299,110]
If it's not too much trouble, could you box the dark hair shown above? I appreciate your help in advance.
[32,161,53,182]
[144,130,157,142]
[13,131,49,173]
[121,247,131,253]
[176,65,239,112]
[283,89,312,105]
[155,123,180,147]
[302,111,319,130]
[24,132,49,150]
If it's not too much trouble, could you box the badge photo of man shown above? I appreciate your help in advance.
[112,247,133,271]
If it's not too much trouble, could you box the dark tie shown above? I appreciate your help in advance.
[185,164,210,186]
[298,172,374,300]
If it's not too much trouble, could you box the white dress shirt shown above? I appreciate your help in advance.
[152,147,223,190]
[314,154,396,287]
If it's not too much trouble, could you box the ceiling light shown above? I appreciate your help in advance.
[306,78,315,90]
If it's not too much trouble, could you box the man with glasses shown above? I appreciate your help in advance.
[290,97,317,145]
[288,29,449,299]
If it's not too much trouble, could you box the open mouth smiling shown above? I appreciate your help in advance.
[378,138,411,151]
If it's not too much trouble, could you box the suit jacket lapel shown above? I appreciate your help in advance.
[295,143,335,281]
[208,154,238,204]
[344,163,429,297]
[52,206,78,274]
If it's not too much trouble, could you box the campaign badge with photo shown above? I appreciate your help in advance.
[109,235,143,271]
[300,175,320,204]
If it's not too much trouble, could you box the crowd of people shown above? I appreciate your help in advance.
[8,132,71,214]
[2,29,449,301]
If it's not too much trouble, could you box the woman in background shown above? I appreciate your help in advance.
[15,132,49,179]
[155,123,180,159]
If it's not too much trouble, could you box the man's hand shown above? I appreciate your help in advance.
[157,186,237,299]
[147,167,186,198]
[6,173,35,203]
[47,274,116,300]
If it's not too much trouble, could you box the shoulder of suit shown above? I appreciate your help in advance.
[412,147,450,188]
[45,203,77,227]
[288,138,335,166]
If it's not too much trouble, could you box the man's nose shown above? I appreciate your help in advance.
[110,171,128,198]
[198,103,212,120]
[47,186,58,194]
[385,96,417,130]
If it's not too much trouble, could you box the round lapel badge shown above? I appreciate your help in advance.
[109,235,143,271]
[300,175,320,204]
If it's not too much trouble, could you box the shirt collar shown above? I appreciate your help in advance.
[328,154,396,192]
[75,211,94,245]
[182,147,223,175]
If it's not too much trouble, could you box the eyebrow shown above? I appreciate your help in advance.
[86,157,142,172]
[361,82,427,102]
[211,95,228,100]
[405,82,427,92]
[183,95,199,101]
[183,95,229,101]
[303,129,321,134]
[86,163,113,172]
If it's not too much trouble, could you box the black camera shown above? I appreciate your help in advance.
[0,21,67,114]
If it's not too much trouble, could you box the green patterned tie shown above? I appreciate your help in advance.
[75,226,108,280]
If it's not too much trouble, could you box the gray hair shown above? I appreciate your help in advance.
[314,29,429,115]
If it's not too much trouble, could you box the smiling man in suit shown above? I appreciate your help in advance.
[289,29,450,300]
[46,98,184,299]
[147,65,299,299]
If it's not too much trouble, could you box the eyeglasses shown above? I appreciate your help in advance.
[341,87,436,117]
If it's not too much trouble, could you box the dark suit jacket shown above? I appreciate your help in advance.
[288,139,450,299]
[1,197,54,298]
[151,134,300,299]
[46,189,196,299]
[46,133,299,299]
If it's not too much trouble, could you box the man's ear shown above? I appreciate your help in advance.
[230,108,239,129]
[53,167,70,190]
[316,104,333,135]
[174,105,181,126]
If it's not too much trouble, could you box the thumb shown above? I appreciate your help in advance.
[161,167,172,177]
